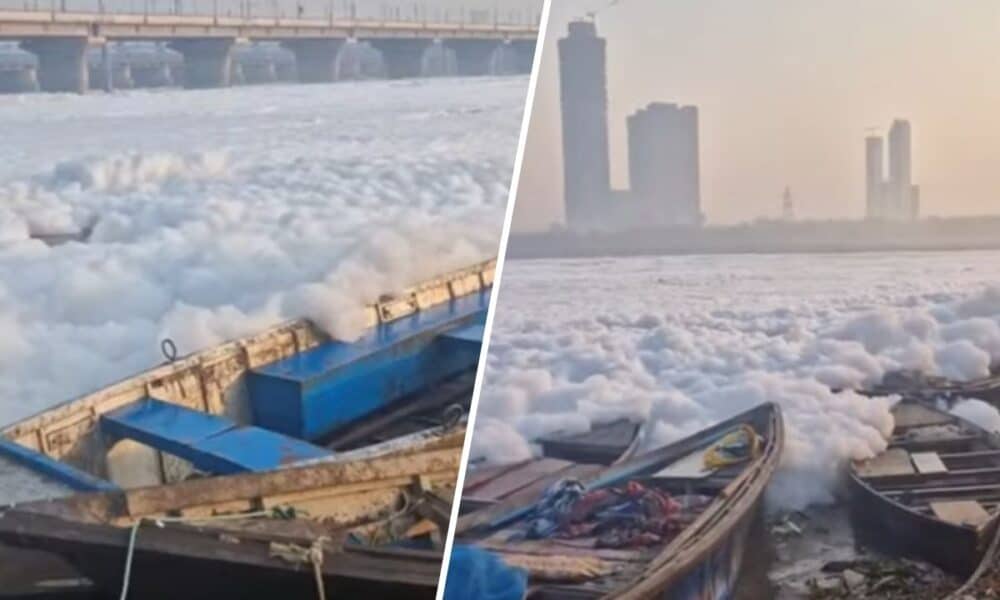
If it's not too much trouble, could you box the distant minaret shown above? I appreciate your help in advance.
[782,186,795,221]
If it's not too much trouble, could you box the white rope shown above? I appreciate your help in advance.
[118,519,142,600]
[308,537,329,600]
[116,509,275,599]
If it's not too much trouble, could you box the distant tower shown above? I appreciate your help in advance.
[887,119,918,220]
[558,21,611,229]
[782,186,794,221]
[626,103,702,227]
[865,133,885,220]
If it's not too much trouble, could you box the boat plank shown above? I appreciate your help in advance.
[477,538,646,562]
[470,458,574,502]
[857,448,914,477]
[930,500,991,527]
[912,452,948,475]
[894,403,955,429]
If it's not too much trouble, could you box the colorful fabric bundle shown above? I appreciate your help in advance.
[523,479,690,549]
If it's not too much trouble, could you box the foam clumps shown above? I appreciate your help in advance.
[472,254,1000,511]
[0,78,527,421]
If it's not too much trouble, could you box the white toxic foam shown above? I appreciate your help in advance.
[0,77,527,422]
[474,253,1000,511]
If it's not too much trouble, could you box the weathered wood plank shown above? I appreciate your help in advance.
[124,448,459,516]
[930,500,991,527]
[857,448,915,477]
[912,452,948,475]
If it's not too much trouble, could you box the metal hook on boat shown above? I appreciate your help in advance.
[442,403,465,430]
[161,338,178,363]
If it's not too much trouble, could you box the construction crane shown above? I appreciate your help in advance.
[584,0,623,21]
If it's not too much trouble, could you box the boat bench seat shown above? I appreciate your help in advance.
[246,297,486,440]
[100,398,332,475]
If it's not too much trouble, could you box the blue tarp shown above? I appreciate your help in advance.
[444,545,526,600]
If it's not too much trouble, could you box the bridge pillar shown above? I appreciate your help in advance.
[423,40,456,77]
[283,40,344,83]
[369,38,431,79]
[491,41,522,75]
[447,39,501,76]
[21,38,90,94]
[169,39,234,89]
[510,39,537,74]
[337,41,384,80]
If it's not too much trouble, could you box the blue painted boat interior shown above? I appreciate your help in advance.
[0,437,118,492]
[101,398,332,475]
[248,288,489,440]
[4,287,488,487]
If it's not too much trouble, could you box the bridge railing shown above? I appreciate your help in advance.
[0,0,541,25]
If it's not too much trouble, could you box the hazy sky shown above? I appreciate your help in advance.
[514,0,1000,230]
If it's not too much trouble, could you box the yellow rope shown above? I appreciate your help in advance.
[703,424,762,470]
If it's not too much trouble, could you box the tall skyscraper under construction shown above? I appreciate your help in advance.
[626,103,702,226]
[558,21,611,229]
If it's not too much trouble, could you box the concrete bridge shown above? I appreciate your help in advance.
[0,8,538,92]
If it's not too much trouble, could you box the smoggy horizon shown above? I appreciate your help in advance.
[514,0,1000,232]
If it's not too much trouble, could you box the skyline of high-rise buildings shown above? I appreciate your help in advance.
[557,20,702,231]
[558,19,927,230]
[867,119,920,221]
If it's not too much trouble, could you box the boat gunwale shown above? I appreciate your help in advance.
[16,440,463,523]
[610,402,784,599]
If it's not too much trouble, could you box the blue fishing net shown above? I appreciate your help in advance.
[444,545,526,600]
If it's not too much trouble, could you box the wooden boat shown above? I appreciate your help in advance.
[0,261,493,598]
[0,442,460,599]
[848,399,1000,576]
[454,402,783,599]
[459,419,642,515]
[866,370,1000,406]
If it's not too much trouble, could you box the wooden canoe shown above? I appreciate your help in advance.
[454,402,784,599]
[848,399,1000,576]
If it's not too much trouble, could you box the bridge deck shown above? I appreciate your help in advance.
[0,10,538,41]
